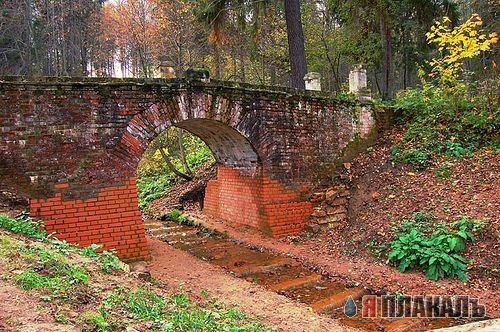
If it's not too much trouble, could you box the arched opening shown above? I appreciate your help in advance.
[176,119,260,171]
[136,119,264,231]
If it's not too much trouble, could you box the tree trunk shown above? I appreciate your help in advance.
[24,0,33,75]
[379,10,392,98]
[213,43,221,79]
[284,0,307,89]
[239,46,246,82]
[159,147,193,181]
[177,130,193,176]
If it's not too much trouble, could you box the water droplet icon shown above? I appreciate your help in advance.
[344,295,357,317]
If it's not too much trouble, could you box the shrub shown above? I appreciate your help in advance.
[390,86,499,168]
[388,213,482,281]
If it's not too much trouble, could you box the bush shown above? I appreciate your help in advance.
[389,84,499,169]
[388,213,482,281]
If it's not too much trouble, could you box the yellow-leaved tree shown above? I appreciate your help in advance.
[426,13,498,90]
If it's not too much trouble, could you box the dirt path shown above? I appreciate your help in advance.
[146,237,354,332]
[0,283,78,332]
[182,211,499,320]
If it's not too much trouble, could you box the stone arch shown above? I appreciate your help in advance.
[0,79,376,261]
[114,92,261,176]
[117,95,270,235]
[175,119,260,171]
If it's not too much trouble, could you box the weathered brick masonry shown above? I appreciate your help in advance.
[0,77,375,260]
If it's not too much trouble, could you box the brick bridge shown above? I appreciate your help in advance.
[0,77,376,261]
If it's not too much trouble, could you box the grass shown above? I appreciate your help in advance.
[0,213,275,331]
[0,233,89,294]
[0,213,122,273]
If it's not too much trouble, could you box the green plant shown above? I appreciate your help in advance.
[390,86,499,169]
[15,247,89,293]
[445,140,466,158]
[386,14,499,169]
[126,288,166,320]
[0,212,45,238]
[365,239,387,259]
[78,243,121,273]
[163,209,182,221]
[162,209,191,225]
[0,214,122,274]
[435,161,452,178]
[136,174,173,210]
[392,211,434,234]
[401,148,431,170]
[388,214,482,281]
[98,287,274,332]
[79,310,110,332]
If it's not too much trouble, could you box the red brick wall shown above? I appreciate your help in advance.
[1,78,378,256]
[30,177,148,262]
[204,165,312,237]
[261,178,312,237]
[204,166,263,230]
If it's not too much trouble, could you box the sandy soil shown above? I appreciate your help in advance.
[0,283,78,332]
[146,237,356,332]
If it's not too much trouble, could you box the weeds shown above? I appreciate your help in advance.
[94,287,274,332]
[0,212,45,238]
[0,213,121,274]
[11,243,89,293]
[126,288,166,320]
[388,213,483,281]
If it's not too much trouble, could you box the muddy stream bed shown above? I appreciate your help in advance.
[144,218,482,331]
